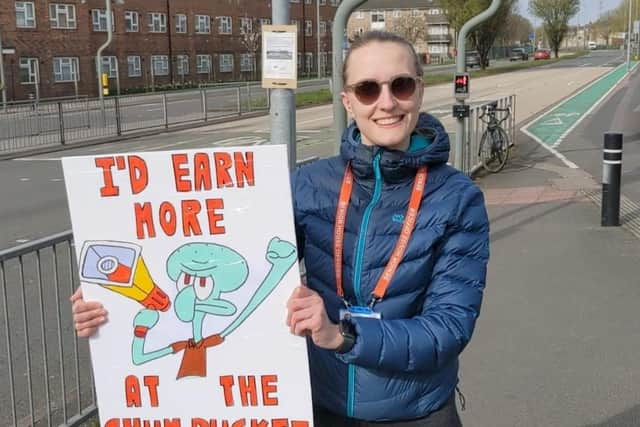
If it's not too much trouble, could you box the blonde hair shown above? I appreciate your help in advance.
[342,31,423,83]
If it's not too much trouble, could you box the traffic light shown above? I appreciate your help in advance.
[453,72,470,100]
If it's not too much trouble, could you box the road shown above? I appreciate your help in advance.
[0,50,624,252]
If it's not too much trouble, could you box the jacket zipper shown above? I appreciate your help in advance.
[346,151,383,418]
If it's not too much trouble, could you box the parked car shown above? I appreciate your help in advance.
[466,51,489,68]
[588,41,597,50]
[534,48,551,60]
[509,47,529,61]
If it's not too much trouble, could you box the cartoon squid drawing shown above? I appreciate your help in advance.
[79,237,297,379]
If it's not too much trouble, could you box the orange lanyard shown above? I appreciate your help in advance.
[333,163,428,306]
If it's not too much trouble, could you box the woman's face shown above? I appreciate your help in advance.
[341,41,424,152]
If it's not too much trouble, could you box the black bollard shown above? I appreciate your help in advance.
[601,132,623,227]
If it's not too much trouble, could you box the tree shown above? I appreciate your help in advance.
[529,0,580,58]
[499,13,534,45]
[239,16,262,81]
[387,12,428,49]
[441,0,517,70]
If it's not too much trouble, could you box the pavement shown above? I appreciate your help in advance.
[457,130,640,426]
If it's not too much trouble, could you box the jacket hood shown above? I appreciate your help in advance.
[339,112,450,183]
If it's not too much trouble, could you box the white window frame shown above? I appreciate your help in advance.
[124,11,139,32]
[49,4,76,29]
[176,14,187,33]
[410,9,421,17]
[195,15,210,34]
[392,9,401,18]
[16,2,36,28]
[330,0,338,6]
[196,54,211,74]
[371,11,385,23]
[305,20,312,36]
[127,56,141,77]
[354,11,364,19]
[260,18,271,29]
[305,52,313,73]
[151,55,169,76]
[219,54,234,73]
[91,9,114,32]
[240,53,253,72]
[147,12,167,33]
[97,56,118,78]
[319,21,326,36]
[176,55,189,76]
[19,57,39,84]
[240,17,252,34]
[53,57,79,82]
[320,0,326,5]
[218,16,232,34]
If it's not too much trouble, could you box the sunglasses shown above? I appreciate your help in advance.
[344,75,422,105]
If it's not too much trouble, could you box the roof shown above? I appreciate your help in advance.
[356,0,442,10]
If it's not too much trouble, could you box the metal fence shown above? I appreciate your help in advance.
[0,231,97,427]
[0,84,272,156]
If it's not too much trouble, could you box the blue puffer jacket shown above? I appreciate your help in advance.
[291,113,489,421]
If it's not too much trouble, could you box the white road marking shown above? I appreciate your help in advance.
[15,239,30,243]
[50,178,63,182]
[147,108,162,112]
[520,127,579,169]
[19,178,30,181]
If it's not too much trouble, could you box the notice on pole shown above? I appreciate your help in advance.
[62,145,313,427]
[262,25,297,89]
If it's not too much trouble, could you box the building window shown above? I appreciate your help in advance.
[240,17,252,34]
[240,54,253,72]
[176,14,187,33]
[127,56,141,77]
[290,0,300,3]
[147,12,166,33]
[19,57,39,83]
[98,56,118,78]
[53,57,79,82]
[371,11,385,23]
[176,55,189,76]
[320,0,326,5]
[196,55,211,74]
[297,52,301,69]
[151,55,169,76]
[195,15,210,34]
[411,9,421,17]
[305,20,312,36]
[330,0,338,6]
[305,0,311,4]
[49,4,76,29]
[124,11,139,32]
[92,9,114,32]
[219,54,233,73]
[218,16,232,34]
[319,21,326,36]
[16,2,36,28]
[393,9,401,18]
[354,11,364,19]
[260,18,271,29]
[291,19,300,33]
[305,52,313,73]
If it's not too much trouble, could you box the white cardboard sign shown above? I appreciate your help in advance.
[62,145,313,427]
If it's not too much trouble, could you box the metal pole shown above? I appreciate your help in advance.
[454,0,501,171]
[628,0,633,71]
[331,0,367,152]
[96,0,114,100]
[601,132,623,226]
[317,0,321,78]
[270,0,297,171]
[0,30,7,111]
[73,60,79,99]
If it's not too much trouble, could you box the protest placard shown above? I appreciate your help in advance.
[62,145,313,427]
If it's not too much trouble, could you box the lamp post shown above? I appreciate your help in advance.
[96,0,114,100]
[628,0,633,71]
[0,30,7,111]
[316,0,321,78]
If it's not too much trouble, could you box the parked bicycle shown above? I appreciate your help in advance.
[478,101,511,173]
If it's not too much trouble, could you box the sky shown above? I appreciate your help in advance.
[517,0,622,25]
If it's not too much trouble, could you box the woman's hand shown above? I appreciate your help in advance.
[286,286,343,350]
[70,288,108,338]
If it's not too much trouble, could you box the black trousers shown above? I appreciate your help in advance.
[313,394,462,427]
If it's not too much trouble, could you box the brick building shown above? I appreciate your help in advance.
[346,0,453,65]
[1,0,340,101]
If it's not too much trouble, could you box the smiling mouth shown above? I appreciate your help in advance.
[375,115,404,126]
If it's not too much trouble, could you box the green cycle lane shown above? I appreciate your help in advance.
[523,62,637,147]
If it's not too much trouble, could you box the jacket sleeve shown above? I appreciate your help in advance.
[290,169,305,261]
[337,184,489,373]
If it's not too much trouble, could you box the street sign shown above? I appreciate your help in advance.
[1,48,15,55]
[529,32,535,42]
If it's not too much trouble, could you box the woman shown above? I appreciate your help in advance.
[73,31,489,427]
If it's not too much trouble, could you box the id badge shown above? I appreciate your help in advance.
[340,305,381,320]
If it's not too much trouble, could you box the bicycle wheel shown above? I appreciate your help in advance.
[478,127,510,173]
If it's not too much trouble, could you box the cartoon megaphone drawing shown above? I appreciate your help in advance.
[79,241,170,311]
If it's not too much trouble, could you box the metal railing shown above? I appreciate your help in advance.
[0,84,273,156]
[0,231,97,427]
